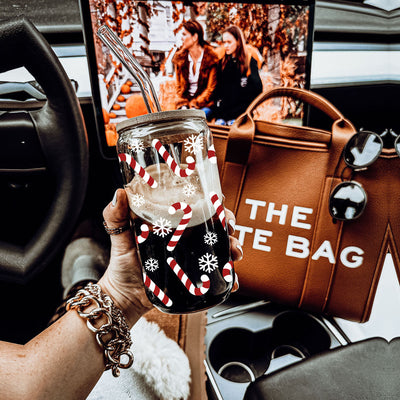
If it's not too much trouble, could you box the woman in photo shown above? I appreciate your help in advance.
[211,25,263,125]
[172,20,219,116]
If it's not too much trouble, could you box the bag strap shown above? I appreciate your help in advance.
[299,118,355,314]
[221,110,255,214]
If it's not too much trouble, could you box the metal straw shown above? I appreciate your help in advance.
[97,24,162,113]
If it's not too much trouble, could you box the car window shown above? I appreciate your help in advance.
[315,0,395,39]
[0,0,82,43]
[0,0,80,30]
[312,0,397,89]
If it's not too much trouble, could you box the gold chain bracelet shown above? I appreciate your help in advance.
[66,282,133,377]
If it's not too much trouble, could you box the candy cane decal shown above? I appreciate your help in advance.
[209,192,226,228]
[167,202,192,251]
[222,261,234,282]
[136,224,149,244]
[167,257,210,296]
[152,139,196,177]
[118,153,157,188]
[143,272,173,307]
[207,144,217,164]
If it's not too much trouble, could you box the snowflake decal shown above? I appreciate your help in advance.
[184,134,203,154]
[183,183,196,197]
[199,253,218,274]
[130,138,145,153]
[131,193,145,208]
[144,258,159,272]
[204,232,218,246]
[153,217,172,237]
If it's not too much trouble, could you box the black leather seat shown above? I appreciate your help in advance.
[244,338,400,399]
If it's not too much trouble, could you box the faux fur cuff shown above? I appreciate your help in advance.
[87,317,191,400]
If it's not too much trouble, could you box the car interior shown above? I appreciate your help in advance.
[0,0,398,399]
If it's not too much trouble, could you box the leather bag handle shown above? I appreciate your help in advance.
[245,86,345,121]
[225,87,350,168]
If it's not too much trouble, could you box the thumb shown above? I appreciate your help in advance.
[102,189,135,253]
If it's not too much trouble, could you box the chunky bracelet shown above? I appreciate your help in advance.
[66,283,133,377]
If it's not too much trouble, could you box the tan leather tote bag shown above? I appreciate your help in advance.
[211,87,390,322]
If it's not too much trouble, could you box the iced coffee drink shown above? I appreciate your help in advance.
[117,110,234,313]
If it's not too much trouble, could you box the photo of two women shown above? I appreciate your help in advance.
[173,20,263,126]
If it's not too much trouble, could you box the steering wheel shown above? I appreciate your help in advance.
[0,17,88,282]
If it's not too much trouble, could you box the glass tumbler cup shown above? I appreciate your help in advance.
[116,109,235,313]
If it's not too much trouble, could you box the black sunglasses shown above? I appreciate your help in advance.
[329,129,400,221]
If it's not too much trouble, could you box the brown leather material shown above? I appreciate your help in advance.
[211,87,389,322]
[221,161,248,214]
[224,112,255,165]
[298,177,343,313]
[220,112,255,213]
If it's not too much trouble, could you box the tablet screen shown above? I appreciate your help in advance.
[80,0,314,158]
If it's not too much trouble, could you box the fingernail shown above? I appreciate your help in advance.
[232,273,240,292]
[228,219,236,234]
[112,190,118,207]
[237,244,243,260]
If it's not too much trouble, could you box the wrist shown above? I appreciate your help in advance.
[66,282,133,377]
[98,273,150,328]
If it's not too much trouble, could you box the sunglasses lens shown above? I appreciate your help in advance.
[395,134,400,157]
[343,131,383,168]
[329,181,367,220]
